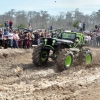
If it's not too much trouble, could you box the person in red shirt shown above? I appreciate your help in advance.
[9,20,13,30]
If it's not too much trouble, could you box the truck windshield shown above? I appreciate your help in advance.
[58,32,76,40]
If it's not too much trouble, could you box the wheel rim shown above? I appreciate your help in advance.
[65,55,72,68]
[86,53,92,64]
[41,51,48,61]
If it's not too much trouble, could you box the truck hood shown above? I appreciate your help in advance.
[55,39,74,43]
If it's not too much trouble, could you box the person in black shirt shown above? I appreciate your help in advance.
[34,31,40,45]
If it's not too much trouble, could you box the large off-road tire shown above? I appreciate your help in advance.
[32,44,49,66]
[77,48,92,65]
[56,49,73,72]
[84,50,92,65]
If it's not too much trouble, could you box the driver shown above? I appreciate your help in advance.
[75,37,80,43]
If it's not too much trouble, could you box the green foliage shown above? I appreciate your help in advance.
[73,21,79,28]
[0,23,4,27]
[18,23,25,29]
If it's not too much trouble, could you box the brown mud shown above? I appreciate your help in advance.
[0,48,100,100]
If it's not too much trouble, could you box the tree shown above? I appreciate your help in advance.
[0,9,100,30]
[73,21,79,28]
[0,23,4,27]
[15,10,28,28]
[18,23,25,29]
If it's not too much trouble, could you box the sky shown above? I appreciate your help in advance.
[0,0,100,16]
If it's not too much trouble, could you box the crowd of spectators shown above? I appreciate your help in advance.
[0,21,53,49]
[0,20,100,49]
[0,28,52,49]
[73,22,100,47]
[84,31,100,47]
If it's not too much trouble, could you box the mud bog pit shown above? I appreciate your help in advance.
[0,48,100,100]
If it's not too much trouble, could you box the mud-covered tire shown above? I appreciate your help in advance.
[77,48,92,65]
[84,50,92,65]
[56,49,73,72]
[32,44,49,67]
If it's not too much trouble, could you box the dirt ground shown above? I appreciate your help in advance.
[0,47,100,100]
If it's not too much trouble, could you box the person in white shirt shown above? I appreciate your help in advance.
[79,21,83,32]
[85,34,91,45]
[8,30,14,48]
[28,23,32,31]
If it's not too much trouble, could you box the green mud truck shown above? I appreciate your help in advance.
[32,31,92,71]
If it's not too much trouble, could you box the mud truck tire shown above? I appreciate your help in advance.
[32,44,49,66]
[56,49,73,72]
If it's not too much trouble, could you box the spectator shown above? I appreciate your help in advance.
[23,33,27,48]
[96,33,100,47]
[40,32,44,43]
[50,25,53,30]
[30,31,35,46]
[26,32,32,48]
[85,34,91,46]
[8,30,14,48]
[98,24,100,32]
[34,30,40,45]
[28,23,32,31]
[3,28,9,49]
[91,33,97,47]
[0,30,3,48]
[9,20,13,30]
[4,28,9,35]
[19,31,25,48]
[13,31,19,48]
[78,21,83,32]
[83,23,85,31]
[0,24,3,32]
[95,25,98,31]
[44,30,48,37]
[4,20,9,29]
